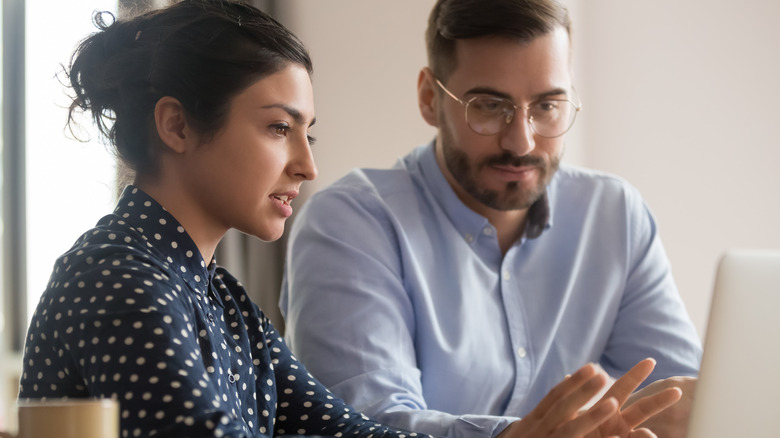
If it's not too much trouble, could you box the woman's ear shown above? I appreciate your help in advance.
[154,96,193,154]
[418,67,440,128]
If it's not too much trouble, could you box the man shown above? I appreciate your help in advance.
[280,1,701,437]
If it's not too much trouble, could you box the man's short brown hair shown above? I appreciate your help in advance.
[426,0,571,81]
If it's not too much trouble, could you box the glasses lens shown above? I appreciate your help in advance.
[529,100,578,138]
[466,97,515,136]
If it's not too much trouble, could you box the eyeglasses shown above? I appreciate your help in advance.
[435,78,582,138]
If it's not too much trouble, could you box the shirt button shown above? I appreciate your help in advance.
[464,233,474,243]
[517,347,527,358]
[207,313,215,324]
[502,270,511,279]
[228,372,236,383]
[482,227,493,236]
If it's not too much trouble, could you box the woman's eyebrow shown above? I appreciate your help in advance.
[261,103,316,126]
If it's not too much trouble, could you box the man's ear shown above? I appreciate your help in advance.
[418,67,439,128]
[154,96,193,154]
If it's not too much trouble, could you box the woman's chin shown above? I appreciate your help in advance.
[246,224,285,243]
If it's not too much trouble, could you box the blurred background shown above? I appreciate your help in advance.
[2,0,779,429]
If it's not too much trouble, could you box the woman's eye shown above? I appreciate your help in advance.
[273,124,290,136]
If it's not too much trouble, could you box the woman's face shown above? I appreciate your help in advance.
[181,63,317,242]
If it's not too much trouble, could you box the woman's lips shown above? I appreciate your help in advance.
[270,191,297,218]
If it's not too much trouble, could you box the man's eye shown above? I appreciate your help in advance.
[471,98,506,114]
[535,101,559,112]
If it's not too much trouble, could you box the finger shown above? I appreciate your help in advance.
[541,373,610,432]
[527,363,599,420]
[621,387,682,429]
[627,427,658,438]
[603,358,656,406]
[552,397,619,438]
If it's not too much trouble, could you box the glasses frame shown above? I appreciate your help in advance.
[435,78,582,138]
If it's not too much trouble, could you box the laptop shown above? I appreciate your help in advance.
[686,249,780,437]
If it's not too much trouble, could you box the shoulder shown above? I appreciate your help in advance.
[55,229,169,284]
[312,165,418,201]
[41,217,190,313]
[300,143,435,221]
[299,165,422,224]
[553,164,636,191]
[551,164,646,207]
[549,165,658,244]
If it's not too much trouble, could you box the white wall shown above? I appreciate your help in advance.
[275,1,438,190]
[571,0,780,336]
[278,1,780,338]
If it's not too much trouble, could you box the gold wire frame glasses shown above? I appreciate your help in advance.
[435,78,582,138]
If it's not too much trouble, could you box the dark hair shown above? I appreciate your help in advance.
[67,0,312,177]
[426,0,571,81]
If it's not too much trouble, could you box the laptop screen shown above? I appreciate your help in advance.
[686,249,780,437]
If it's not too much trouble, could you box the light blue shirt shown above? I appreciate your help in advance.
[280,141,701,438]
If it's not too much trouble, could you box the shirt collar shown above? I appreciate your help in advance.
[416,140,552,240]
[112,185,216,296]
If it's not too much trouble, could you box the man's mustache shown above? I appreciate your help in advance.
[484,152,544,168]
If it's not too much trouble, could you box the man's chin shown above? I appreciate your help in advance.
[480,185,545,211]
[487,198,538,212]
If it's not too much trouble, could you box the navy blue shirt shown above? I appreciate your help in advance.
[20,186,431,438]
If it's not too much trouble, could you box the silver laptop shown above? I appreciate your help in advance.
[686,249,780,437]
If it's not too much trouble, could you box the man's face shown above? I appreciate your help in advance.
[433,27,573,214]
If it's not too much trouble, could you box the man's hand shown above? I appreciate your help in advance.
[584,359,683,438]
[497,363,620,438]
[497,359,683,438]
[624,375,697,438]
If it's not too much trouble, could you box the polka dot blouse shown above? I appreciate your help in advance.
[19,186,433,438]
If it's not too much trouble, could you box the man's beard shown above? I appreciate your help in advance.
[440,130,560,211]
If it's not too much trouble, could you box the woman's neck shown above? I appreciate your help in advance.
[134,177,225,263]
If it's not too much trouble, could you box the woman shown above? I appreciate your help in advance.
[18,1,677,437]
[19,1,411,436]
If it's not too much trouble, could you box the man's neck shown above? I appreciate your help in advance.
[488,209,528,255]
[434,143,530,255]
[442,175,529,255]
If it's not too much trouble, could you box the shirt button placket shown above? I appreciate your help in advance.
[499,254,534,414]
